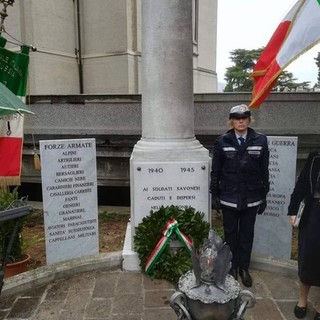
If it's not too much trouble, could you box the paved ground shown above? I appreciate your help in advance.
[0,258,320,320]
[1,203,319,319]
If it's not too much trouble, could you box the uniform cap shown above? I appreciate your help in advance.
[229,104,251,119]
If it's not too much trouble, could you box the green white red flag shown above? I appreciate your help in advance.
[249,0,320,108]
[145,219,192,274]
[0,37,30,186]
[0,115,25,186]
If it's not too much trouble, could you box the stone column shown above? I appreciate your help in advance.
[141,0,194,141]
[123,0,210,271]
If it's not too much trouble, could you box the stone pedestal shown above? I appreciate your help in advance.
[123,0,210,271]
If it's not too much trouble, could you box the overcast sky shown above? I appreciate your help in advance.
[216,0,320,87]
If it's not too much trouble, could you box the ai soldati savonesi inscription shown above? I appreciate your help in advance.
[131,161,210,227]
[40,138,99,265]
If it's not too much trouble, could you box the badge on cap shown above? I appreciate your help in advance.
[239,105,247,112]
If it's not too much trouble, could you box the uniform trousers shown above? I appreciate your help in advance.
[222,206,258,270]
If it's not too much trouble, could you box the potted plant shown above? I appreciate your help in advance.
[0,186,32,277]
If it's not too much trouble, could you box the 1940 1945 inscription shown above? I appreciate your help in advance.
[146,167,196,174]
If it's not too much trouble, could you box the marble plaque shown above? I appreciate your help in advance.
[40,138,99,265]
[253,136,297,260]
[131,161,210,227]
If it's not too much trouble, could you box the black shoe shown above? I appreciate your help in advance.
[239,269,252,287]
[314,312,320,320]
[294,304,307,318]
[229,268,238,280]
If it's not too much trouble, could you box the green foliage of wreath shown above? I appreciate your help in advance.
[134,205,210,283]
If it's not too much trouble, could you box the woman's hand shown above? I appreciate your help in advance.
[289,215,296,226]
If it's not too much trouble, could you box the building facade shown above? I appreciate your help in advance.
[3,0,218,95]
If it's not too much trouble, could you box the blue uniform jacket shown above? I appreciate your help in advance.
[210,127,270,210]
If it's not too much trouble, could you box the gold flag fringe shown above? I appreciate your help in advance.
[0,177,21,187]
[33,152,41,170]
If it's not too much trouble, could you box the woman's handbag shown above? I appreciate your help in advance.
[294,201,305,227]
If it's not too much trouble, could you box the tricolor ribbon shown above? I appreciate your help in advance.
[145,219,193,274]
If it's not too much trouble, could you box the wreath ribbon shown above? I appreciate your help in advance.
[145,219,193,274]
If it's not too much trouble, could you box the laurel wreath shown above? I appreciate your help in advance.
[133,205,210,283]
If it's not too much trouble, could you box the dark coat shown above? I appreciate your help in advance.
[210,127,269,210]
[287,151,320,286]
[288,151,320,222]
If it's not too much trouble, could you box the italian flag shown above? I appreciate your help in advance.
[0,40,29,186]
[249,0,320,108]
[0,115,25,185]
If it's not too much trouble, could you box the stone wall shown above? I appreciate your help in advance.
[23,92,320,187]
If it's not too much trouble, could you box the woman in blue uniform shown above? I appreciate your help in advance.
[210,104,269,287]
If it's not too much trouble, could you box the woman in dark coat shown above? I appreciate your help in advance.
[288,151,320,320]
